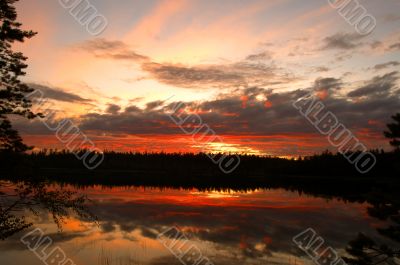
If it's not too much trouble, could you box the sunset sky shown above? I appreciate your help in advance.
[12,0,400,156]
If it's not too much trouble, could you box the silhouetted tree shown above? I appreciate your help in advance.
[384,113,400,151]
[0,0,38,153]
[344,194,400,265]
[0,116,30,152]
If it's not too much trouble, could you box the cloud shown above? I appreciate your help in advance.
[146,100,165,110]
[18,73,399,142]
[245,51,272,61]
[15,71,399,155]
[77,38,149,62]
[322,33,365,50]
[372,61,400,71]
[125,0,189,43]
[76,38,297,90]
[141,62,245,89]
[383,14,400,22]
[125,105,142,113]
[388,42,400,51]
[142,61,296,89]
[334,52,353,62]
[314,66,330,72]
[370,41,383,49]
[29,84,92,103]
[105,104,122,114]
[313,77,342,91]
[71,78,398,140]
[14,76,398,155]
[347,71,399,98]
[100,221,116,233]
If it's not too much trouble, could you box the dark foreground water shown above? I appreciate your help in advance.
[0,185,397,265]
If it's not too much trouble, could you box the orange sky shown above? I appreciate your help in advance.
[10,0,400,156]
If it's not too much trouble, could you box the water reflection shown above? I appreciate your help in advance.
[0,184,399,265]
[0,181,96,240]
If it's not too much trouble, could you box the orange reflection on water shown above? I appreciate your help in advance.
[80,185,368,213]
[0,184,389,265]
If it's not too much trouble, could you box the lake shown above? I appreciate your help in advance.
[0,184,397,265]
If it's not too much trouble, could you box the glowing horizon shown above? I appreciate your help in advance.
[12,0,400,156]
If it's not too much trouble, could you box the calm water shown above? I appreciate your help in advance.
[0,185,395,265]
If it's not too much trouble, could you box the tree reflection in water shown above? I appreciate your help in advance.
[345,195,400,265]
[1,179,400,265]
[0,180,96,240]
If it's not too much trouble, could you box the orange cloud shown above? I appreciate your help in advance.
[125,0,189,44]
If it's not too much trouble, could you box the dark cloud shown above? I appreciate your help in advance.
[372,61,400,71]
[245,51,272,61]
[313,77,342,91]
[71,79,398,139]
[334,52,353,62]
[125,105,142,113]
[14,72,399,151]
[77,39,296,90]
[370,41,383,49]
[141,62,245,89]
[29,84,92,103]
[78,111,172,135]
[78,38,149,61]
[347,71,399,98]
[146,100,165,110]
[141,61,294,89]
[322,33,365,50]
[100,221,117,233]
[128,97,144,103]
[16,75,399,142]
[105,104,121,114]
[80,38,126,50]
[314,66,330,72]
[388,42,400,51]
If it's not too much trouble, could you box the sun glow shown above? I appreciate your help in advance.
[194,141,263,155]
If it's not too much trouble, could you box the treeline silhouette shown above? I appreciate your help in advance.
[1,149,399,186]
